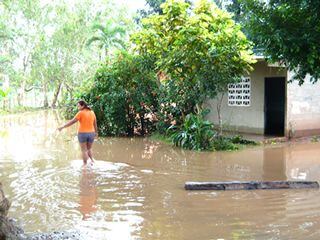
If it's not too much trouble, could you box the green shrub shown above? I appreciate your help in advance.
[156,79,203,134]
[166,112,258,151]
[78,51,159,136]
[212,136,239,151]
[167,112,216,151]
[230,135,258,145]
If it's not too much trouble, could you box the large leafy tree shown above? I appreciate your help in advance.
[0,0,130,108]
[0,4,14,74]
[6,0,48,106]
[241,0,320,84]
[132,0,254,124]
[86,20,127,59]
[82,51,158,136]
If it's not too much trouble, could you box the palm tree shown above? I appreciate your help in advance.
[86,19,127,60]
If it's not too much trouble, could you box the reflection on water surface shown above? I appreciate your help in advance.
[0,111,320,239]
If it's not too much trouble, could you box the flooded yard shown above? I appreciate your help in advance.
[1,111,320,239]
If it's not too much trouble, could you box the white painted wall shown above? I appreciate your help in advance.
[287,72,320,137]
[206,60,287,134]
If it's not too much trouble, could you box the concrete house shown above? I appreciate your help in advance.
[206,57,320,138]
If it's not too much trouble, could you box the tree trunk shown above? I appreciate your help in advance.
[17,79,26,107]
[140,112,145,136]
[217,93,225,136]
[43,80,49,108]
[195,103,202,114]
[126,104,135,137]
[17,55,30,107]
[51,81,63,108]
[105,48,108,60]
[43,95,49,108]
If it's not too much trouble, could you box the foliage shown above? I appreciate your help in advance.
[136,0,191,20]
[167,112,216,151]
[212,134,257,151]
[57,0,257,152]
[81,51,159,136]
[166,112,258,151]
[86,19,127,59]
[150,132,172,144]
[212,0,246,24]
[0,88,9,100]
[0,0,131,108]
[212,136,239,151]
[241,0,320,84]
[137,0,167,17]
[229,134,257,145]
[311,136,320,143]
[132,0,255,127]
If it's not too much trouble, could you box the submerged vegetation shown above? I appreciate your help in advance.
[166,112,257,151]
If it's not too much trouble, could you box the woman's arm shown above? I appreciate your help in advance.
[58,118,78,131]
[94,118,98,138]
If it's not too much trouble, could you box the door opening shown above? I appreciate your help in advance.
[264,77,285,136]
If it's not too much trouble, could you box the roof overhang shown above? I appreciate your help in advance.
[253,55,285,68]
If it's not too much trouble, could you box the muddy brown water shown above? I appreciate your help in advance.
[1,111,320,240]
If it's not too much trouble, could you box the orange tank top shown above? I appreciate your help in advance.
[75,110,96,133]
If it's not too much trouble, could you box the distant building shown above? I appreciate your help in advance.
[206,57,320,138]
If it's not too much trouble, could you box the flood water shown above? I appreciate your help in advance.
[1,111,320,239]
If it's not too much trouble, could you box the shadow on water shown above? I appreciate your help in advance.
[0,111,320,239]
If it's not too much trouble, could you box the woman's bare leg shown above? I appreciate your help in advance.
[80,143,89,165]
[87,142,94,162]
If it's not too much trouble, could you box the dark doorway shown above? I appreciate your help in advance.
[264,77,285,136]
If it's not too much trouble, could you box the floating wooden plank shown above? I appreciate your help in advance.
[185,181,320,191]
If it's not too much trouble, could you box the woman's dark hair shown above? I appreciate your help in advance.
[78,100,91,110]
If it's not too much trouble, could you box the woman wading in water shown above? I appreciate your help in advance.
[58,100,98,164]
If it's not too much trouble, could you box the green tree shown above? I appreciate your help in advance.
[241,0,320,84]
[82,51,159,136]
[86,19,127,59]
[132,0,254,125]
[1,0,130,109]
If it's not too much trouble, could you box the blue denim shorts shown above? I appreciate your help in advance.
[78,132,95,143]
